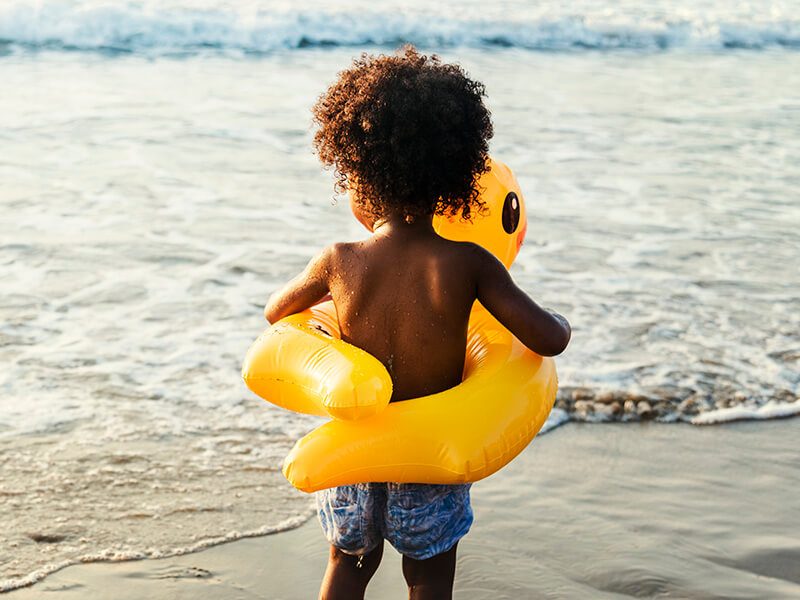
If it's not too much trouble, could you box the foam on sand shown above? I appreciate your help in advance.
[0,512,312,593]
[691,399,800,425]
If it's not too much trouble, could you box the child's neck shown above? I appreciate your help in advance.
[372,214,435,239]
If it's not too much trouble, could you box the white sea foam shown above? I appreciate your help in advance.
[691,399,800,425]
[0,1,798,55]
[540,408,570,434]
[0,511,313,593]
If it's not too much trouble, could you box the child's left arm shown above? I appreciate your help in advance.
[263,247,332,324]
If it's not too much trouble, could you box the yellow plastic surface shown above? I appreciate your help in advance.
[242,157,558,492]
[282,303,557,492]
[242,309,392,421]
[433,158,527,269]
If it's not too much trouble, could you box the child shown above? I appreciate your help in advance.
[265,46,570,600]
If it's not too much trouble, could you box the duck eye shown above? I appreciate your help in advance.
[501,192,520,234]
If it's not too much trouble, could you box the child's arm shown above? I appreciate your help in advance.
[263,247,332,324]
[474,248,571,357]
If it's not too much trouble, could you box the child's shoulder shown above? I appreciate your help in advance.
[313,240,364,261]
[318,235,499,279]
[320,240,367,264]
[433,237,501,270]
[312,241,371,280]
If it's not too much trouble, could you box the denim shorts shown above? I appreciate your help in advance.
[315,482,473,561]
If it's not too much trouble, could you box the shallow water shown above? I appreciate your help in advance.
[2,0,800,591]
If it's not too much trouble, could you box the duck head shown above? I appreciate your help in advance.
[433,157,527,269]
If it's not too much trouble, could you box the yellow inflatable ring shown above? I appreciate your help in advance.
[242,158,558,492]
[242,308,392,422]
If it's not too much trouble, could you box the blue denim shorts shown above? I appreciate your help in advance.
[315,482,473,561]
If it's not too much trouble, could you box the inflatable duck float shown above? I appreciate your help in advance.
[242,158,558,493]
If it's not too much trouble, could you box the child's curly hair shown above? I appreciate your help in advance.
[312,45,493,222]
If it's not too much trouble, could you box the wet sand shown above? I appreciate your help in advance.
[9,420,799,599]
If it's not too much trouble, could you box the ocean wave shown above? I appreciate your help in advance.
[691,399,800,425]
[515,392,800,435]
[552,387,800,426]
[0,4,799,55]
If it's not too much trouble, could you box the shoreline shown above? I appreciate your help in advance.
[7,420,799,599]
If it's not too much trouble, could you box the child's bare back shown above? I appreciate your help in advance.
[269,216,570,402]
[329,226,480,401]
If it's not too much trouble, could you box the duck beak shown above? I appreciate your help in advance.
[516,221,527,251]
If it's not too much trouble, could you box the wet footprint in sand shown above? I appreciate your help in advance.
[152,566,213,580]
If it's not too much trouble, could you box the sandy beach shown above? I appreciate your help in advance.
[9,420,799,599]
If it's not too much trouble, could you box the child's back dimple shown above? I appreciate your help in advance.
[328,234,478,401]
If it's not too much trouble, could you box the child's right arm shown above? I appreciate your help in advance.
[473,247,571,357]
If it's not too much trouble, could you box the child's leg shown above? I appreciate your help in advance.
[384,483,472,599]
[401,543,458,600]
[316,483,385,599]
[319,542,384,600]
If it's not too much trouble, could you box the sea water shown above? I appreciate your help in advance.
[1,0,799,591]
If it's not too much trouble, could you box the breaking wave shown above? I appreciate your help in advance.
[1,4,799,56]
